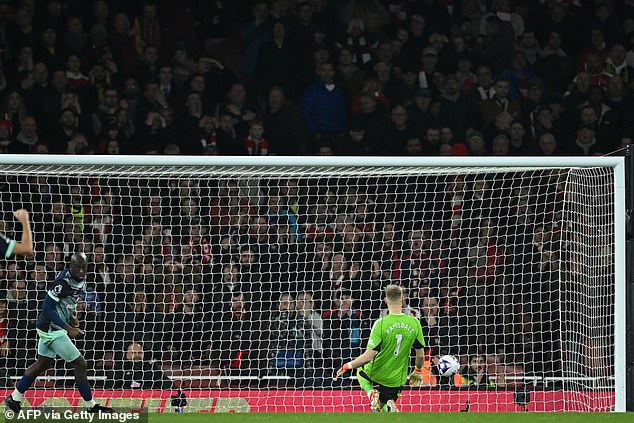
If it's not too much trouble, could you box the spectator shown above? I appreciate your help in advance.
[460,354,496,388]
[0,90,28,134]
[255,19,300,99]
[243,119,269,156]
[301,62,347,144]
[240,1,271,80]
[439,73,479,139]
[108,341,176,390]
[5,279,36,374]
[215,82,257,143]
[466,131,488,156]
[406,88,433,133]
[8,116,39,153]
[491,134,510,156]
[477,15,515,75]
[113,288,161,357]
[337,47,366,105]
[479,77,522,129]
[500,51,538,100]
[296,291,324,363]
[322,290,366,375]
[170,287,207,365]
[268,293,307,375]
[568,124,605,156]
[213,292,256,374]
[263,86,306,155]
[0,120,14,154]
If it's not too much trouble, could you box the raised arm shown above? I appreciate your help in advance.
[11,209,33,256]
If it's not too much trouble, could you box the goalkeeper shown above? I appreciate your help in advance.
[4,252,113,414]
[333,284,426,412]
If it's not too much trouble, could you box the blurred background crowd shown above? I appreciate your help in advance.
[0,0,632,157]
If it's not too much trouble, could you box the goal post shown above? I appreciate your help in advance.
[0,154,626,413]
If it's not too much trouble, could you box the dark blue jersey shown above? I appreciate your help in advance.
[0,233,15,258]
[36,269,85,332]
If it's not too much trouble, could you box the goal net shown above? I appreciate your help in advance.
[0,156,625,413]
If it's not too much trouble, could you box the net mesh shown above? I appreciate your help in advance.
[0,163,617,412]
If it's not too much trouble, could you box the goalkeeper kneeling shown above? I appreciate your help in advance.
[333,285,427,412]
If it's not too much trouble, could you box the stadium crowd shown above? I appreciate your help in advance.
[0,0,622,389]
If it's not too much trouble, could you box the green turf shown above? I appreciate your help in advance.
[143,412,633,423]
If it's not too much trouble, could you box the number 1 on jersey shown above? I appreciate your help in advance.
[394,333,403,355]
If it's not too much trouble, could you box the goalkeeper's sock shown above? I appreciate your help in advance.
[14,374,35,399]
[85,399,96,408]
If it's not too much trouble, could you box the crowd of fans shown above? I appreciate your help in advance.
[0,0,623,389]
[0,169,574,389]
[0,1,632,157]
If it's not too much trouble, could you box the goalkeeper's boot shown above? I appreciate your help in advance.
[383,400,399,413]
[4,395,21,413]
[369,389,380,412]
[87,404,114,414]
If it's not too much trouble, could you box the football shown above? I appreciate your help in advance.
[437,355,460,377]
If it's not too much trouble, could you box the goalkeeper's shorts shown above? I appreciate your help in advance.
[37,329,81,362]
[357,370,402,404]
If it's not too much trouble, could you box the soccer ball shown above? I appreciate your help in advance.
[437,355,460,377]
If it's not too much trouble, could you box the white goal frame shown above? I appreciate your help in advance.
[0,154,626,412]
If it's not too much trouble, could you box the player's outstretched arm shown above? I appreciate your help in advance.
[408,347,426,387]
[11,209,33,256]
[333,348,377,380]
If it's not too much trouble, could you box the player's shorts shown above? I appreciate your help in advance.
[36,329,81,362]
[357,370,402,403]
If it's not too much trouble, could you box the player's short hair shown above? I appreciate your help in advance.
[385,284,403,303]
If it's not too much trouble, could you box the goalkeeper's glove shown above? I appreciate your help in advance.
[333,362,353,380]
[409,366,424,387]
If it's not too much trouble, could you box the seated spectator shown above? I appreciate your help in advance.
[170,287,207,366]
[459,354,496,388]
[0,119,14,153]
[466,131,488,156]
[108,341,177,390]
[213,292,255,374]
[295,291,324,367]
[568,124,605,156]
[216,82,257,142]
[268,293,307,375]
[8,116,39,153]
[263,86,307,155]
[243,119,269,155]
[479,77,522,129]
[322,290,367,376]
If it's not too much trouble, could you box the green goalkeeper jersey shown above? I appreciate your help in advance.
[360,313,425,387]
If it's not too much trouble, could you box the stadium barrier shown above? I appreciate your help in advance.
[0,389,615,412]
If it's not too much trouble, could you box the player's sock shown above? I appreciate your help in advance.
[359,380,374,396]
[76,381,94,404]
[85,399,96,408]
[14,374,35,399]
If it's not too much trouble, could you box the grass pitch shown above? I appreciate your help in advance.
[145,412,633,423]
